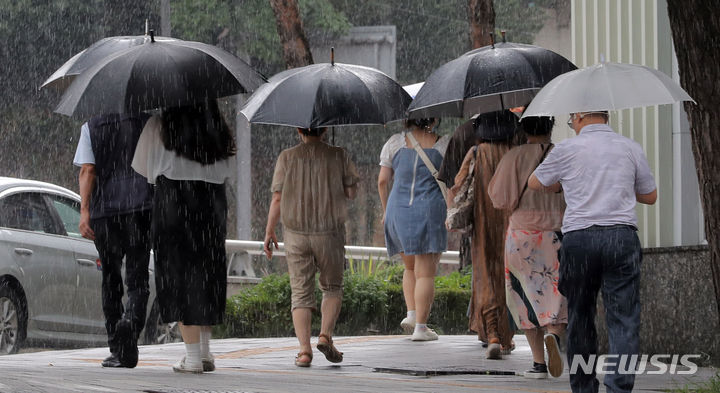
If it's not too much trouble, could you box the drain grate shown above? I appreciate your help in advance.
[373,367,518,376]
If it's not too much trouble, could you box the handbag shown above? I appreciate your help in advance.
[406,132,449,203]
[445,147,476,233]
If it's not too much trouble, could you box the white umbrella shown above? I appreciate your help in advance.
[403,81,424,99]
[522,61,694,118]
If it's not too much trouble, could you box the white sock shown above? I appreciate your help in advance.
[407,310,416,319]
[414,323,427,333]
[199,329,211,359]
[184,343,202,368]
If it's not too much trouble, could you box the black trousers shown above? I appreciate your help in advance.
[92,210,152,353]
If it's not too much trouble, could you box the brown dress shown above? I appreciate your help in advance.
[454,141,514,347]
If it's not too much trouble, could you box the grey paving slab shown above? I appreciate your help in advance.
[0,335,715,393]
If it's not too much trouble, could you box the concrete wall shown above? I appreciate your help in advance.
[596,245,719,365]
[311,26,397,79]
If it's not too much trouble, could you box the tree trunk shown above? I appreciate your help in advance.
[269,0,313,68]
[467,0,495,49]
[666,0,720,322]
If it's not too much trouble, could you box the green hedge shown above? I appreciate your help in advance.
[217,266,472,338]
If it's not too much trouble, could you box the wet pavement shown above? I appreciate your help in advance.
[0,335,715,392]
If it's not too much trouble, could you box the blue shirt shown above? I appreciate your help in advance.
[533,123,657,233]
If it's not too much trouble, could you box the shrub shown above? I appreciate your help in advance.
[219,266,471,338]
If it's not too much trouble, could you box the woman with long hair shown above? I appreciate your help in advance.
[132,100,235,373]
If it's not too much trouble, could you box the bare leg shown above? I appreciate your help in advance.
[525,328,546,364]
[413,253,440,324]
[178,322,200,344]
[292,307,313,362]
[176,322,203,371]
[546,323,566,338]
[319,295,342,338]
[402,254,416,312]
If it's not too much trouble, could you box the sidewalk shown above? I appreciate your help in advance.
[0,335,715,392]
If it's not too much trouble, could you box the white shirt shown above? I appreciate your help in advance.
[131,115,235,185]
[533,123,657,233]
[379,132,450,168]
[72,123,95,166]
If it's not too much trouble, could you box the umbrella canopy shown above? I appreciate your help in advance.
[241,62,411,129]
[41,35,177,91]
[407,42,577,119]
[521,61,694,117]
[54,34,266,118]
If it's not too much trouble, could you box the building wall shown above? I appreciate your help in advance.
[570,0,703,247]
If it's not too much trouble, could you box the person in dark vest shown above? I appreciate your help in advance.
[73,113,153,368]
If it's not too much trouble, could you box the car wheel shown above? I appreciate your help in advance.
[143,301,181,345]
[0,283,27,355]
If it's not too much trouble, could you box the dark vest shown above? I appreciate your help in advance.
[88,113,153,219]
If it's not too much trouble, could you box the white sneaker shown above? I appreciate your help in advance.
[172,356,203,374]
[411,328,439,341]
[544,333,563,378]
[400,316,416,333]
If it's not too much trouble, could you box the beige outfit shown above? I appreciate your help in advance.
[488,144,565,231]
[271,140,359,310]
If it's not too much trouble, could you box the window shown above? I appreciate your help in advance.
[49,196,82,239]
[0,193,59,234]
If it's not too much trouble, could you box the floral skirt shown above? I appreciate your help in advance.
[504,229,568,330]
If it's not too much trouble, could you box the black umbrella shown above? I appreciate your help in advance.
[54,32,266,118]
[240,59,411,129]
[41,34,177,91]
[407,41,577,119]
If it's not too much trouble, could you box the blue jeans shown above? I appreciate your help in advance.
[559,225,641,393]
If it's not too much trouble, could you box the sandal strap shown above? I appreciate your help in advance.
[296,351,313,359]
[318,333,333,344]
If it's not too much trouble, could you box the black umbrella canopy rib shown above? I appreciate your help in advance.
[55,39,266,118]
[407,42,576,119]
[242,63,411,129]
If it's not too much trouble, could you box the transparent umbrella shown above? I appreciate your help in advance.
[521,61,694,118]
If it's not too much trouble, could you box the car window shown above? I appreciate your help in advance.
[0,193,60,234]
[48,195,83,239]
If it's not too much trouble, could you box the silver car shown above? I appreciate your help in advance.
[0,176,180,354]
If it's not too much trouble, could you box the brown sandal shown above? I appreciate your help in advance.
[316,333,343,363]
[295,351,313,367]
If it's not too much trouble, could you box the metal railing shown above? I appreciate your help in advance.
[225,239,460,279]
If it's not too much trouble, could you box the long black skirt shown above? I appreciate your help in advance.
[152,175,227,325]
